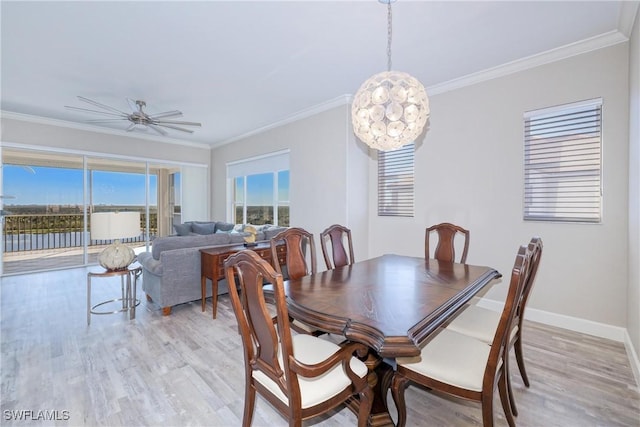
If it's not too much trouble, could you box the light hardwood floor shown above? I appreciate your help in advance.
[1,267,638,426]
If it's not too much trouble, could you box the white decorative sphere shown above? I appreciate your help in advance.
[352,71,430,151]
[99,240,136,271]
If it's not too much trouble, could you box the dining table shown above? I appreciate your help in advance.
[277,253,502,426]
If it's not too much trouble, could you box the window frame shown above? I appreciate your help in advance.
[378,143,415,217]
[523,98,603,223]
[227,150,290,226]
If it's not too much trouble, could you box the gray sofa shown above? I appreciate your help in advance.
[137,222,285,315]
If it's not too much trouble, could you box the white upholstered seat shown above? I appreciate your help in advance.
[396,329,498,392]
[447,305,516,344]
[253,333,368,409]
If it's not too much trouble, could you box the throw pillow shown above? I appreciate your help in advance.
[174,223,192,236]
[215,221,235,232]
[191,222,216,235]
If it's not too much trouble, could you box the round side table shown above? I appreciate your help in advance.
[87,265,142,325]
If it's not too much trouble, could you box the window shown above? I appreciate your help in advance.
[378,143,415,217]
[1,147,207,275]
[228,151,290,226]
[523,99,602,223]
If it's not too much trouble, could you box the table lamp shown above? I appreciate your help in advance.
[91,212,141,271]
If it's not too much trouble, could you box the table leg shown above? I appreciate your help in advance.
[346,350,395,427]
[212,279,219,319]
[87,275,91,325]
[211,259,219,319]
[126,271,132,320]
[201,274,206,312]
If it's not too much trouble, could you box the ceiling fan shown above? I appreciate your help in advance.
[65,96,202,136]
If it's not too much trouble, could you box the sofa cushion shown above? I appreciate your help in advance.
[229,232,250,244]
[137,252,162,275]
[151,233,232,260]
[264,226,288,240]
[173,223,192,236]
[191,222,216,235]
[215,221,235,232]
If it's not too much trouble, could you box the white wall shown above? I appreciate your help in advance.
[627,9,640,367]
[369,43,631,329]
[210,105,370,264]
[1,116,210,164]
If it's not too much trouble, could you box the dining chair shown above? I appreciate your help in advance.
[425,222,470,263]
[270,227,317,280]
[270,227,321,335]
[320,224,355,270]
[444,236,543,415]
[391,245,533,427]
[223,250,373,427]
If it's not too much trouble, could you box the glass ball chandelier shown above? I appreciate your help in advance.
[352,0,430,151]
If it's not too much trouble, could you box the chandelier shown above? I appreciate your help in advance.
[351,0,430,151]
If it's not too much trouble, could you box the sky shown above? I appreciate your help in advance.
[2,165,158,206]
[3,165,288,206]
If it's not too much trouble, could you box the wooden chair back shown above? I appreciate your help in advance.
[511,236,543,389]
[225,250,292,396]
[518,236,543,321]
[320,224,355,270]
[487,245,532,368]
[270,227,317,280]
[425,222,470,263]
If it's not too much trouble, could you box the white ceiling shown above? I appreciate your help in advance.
[1,1,637,148]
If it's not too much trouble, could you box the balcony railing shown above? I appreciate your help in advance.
[2,213,157,253]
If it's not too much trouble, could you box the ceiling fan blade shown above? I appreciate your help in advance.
[77,96,129,115]
[154,119,202,127]
[149,110,183,120]
[126,98,139,113]
[147,123,168,136]
[126,123,137,132]
[85,118,128,123]
[156,123,195,133]
[65,105,126,118]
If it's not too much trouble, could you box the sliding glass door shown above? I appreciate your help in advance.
[86,157,148,265]
[1,149,85,273]
[1,146,207,275]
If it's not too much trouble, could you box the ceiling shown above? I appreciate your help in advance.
[1,1,637,148]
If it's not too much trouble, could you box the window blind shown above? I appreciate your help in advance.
[226,150,289,178]
[378,143,415,217]
[523,99,602,223]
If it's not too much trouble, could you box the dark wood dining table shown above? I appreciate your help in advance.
[278,254,501,426]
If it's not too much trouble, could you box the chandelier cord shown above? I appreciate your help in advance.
[387,1,392,72]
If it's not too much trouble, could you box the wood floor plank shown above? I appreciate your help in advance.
[1,267,638,426]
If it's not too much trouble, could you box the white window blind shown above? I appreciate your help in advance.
[226,150,289,178]
[378,143,415,217]
[523,99,602,223]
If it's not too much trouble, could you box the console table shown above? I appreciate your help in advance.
[200,242,286,319]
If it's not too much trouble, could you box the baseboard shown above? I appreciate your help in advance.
[625,330,640,389]
[475,298,640,387]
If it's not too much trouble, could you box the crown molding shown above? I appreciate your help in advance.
[0,111,212,150]
[427,30,629,96]
[213,95,352,148]
[618,1,640,37]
